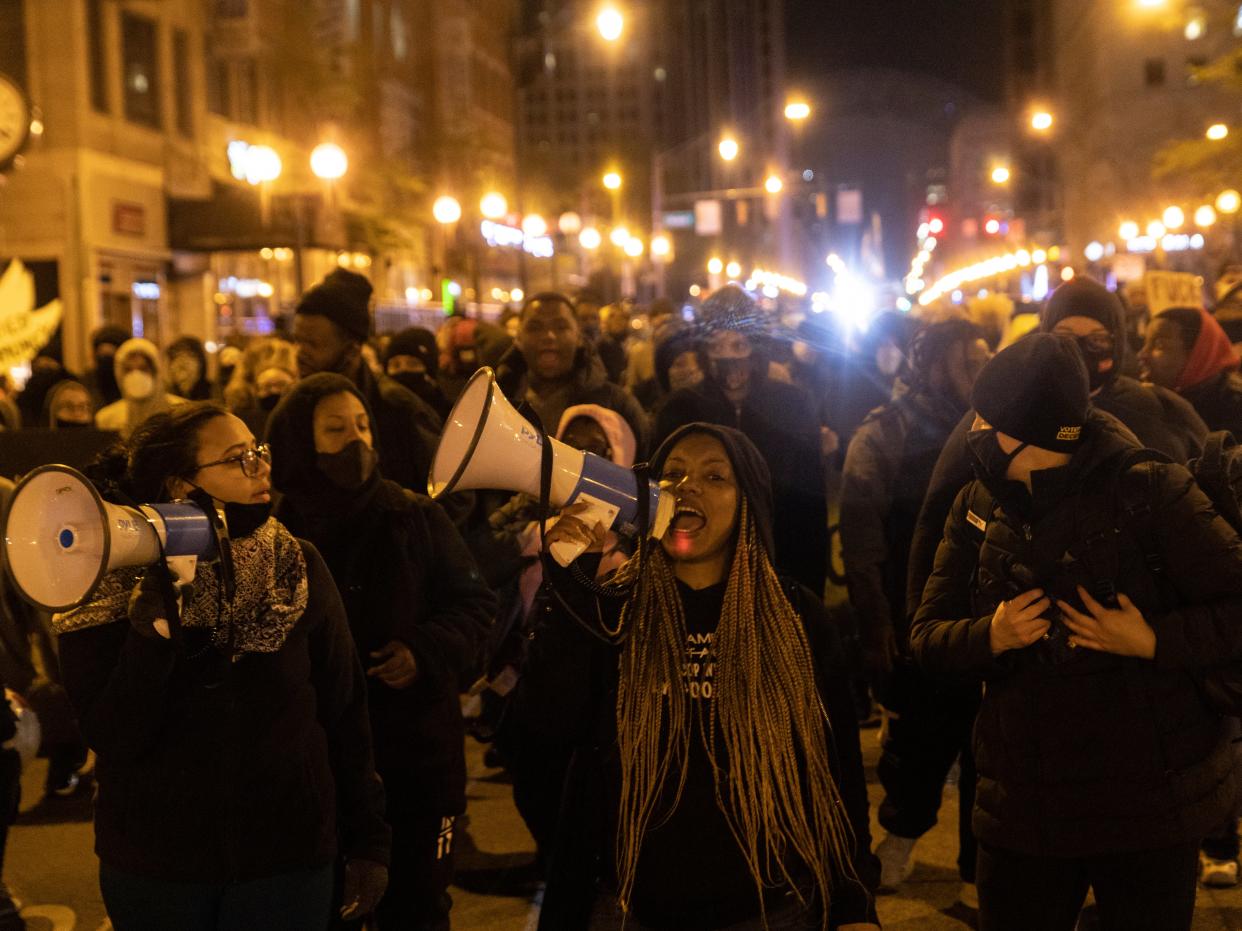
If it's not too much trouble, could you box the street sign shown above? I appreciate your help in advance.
[662,210,695,230]
[694,199,722,236]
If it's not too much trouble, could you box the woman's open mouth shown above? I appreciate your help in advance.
[671,503,706,534]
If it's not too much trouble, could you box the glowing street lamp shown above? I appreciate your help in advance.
[1147,219,1167,238]
[651,234,672,258]
[707,257,724,275]
[602,171,623,191]
[990,164,1011,185]
[579,227,602,250]
[1195,205,1218,227]
[609,226,631,247]
[1030,110,1054,132]
[310,143,348,180]
[558,211,583,235]
[1163,205,1185,230]
[764,174,783,194]
[718,136,740,162]
[624,237,644,258]
[432,195,461,225]
[1218,190,1242,215]
[1207,123,1230,141]
[784,100,811,122]
[1119,220,1140,240]
[522,214,548,238]
[725,261,742,279]
[480,192,508,220]
[596,5,623,42]
[1135,0,1166,8]
[242,145,282,185]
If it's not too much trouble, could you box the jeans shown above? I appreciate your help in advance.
[976,841,1200,931]
[100,862,335,931]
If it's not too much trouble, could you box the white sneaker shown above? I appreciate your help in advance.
[958,882,979,910]
[874,833,918,890]
[1200,853,1239,887]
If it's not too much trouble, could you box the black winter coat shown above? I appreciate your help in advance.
[655,378,828,593]
[356,364,443,494]
[910,418,1242,857]
[58,542,391,882]
[1182,369,1242,436]
[520,565,878,930]
[277,481,495,815]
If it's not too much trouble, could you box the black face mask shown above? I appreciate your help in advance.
[390,370,434,397]
[55,418,91,430]
[224,501,273,539]
[966,428,1029,484]
[257,393,282,412]
[1073,335,1116,391]
[317,440,378,491]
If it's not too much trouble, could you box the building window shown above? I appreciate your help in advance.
[207,58,230,116]
[0,0,27,91]
[1144,58,1166,87]
[122,12,161,128]
[87,0,107,112]
[173,30,192,136]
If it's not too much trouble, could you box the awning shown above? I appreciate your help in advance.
[168,180,349,253]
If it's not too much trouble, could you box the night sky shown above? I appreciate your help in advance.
[785,0,1007,103]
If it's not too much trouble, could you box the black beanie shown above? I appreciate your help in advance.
[384,327,439,376]
[295,269,373,342]
[91,325,131,352]
[971,333,1089,453]
[1042,278,1123,336]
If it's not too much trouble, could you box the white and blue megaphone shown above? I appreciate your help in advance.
[430,367,674,566]
[3,465,221,612]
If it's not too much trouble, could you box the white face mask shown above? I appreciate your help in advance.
[121,369,155,400]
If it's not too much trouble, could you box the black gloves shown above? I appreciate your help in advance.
[340,858,388,921]
[127,566,191,640]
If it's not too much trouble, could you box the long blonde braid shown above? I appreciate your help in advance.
[611,499,858,927]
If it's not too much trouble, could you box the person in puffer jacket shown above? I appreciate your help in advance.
[911,333,1242,931]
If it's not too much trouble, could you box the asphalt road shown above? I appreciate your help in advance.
[6,731,1242,930]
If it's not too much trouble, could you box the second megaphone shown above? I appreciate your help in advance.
[3,464,221,612]
[429,367,674,566]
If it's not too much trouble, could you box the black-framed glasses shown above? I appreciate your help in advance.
[196,444,272,478]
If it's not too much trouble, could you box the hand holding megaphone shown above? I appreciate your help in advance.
[543,501,610,566]
[128,565,194,640]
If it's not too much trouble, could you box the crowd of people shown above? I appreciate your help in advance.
[0,262,1240,931]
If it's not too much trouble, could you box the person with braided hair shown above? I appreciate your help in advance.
[519,423,879,930]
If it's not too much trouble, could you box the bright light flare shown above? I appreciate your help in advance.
[1207,123,1229,141]
[1163,206,1186,230]
[764,174,783,194]
[707,257,724,275]
[784,101,811,121]
[718,137,739,162]
[990,165,1011,185]
[579,227,602,250]
[596,6,623,41]
[480,192,508,220]
[522,214,548,238]
[602,171,623,191]
[1217,190,1242,215]
[1195,205,1217,227]
[310,143,348,180]
[432,195,462,224]
[1030,111,1054,132]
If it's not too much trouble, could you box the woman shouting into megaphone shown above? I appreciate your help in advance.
[517,423,881,931]
[55,402,391,931]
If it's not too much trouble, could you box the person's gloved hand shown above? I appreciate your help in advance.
[340,858,388,921]
[127,567,191,640]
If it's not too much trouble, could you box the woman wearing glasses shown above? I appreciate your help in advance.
[266,373,495,931]
[56,402,391,931]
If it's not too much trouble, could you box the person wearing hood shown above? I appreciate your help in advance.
[83,325,130,408]
[1046,278,1207,461]
[910,333,1242,931]
[43,378,96,429]
[656,286,827,593]
[59,402,391,929]
[293,269,443,494]
[632,325,703,413]
[494,292,649,454]
[840,320,991,899]
[266,373,495,931]
[94,339,186,439]
[520,423,879,930]
[483,405,638,872]
[383,328,452,420]
[1139,304,1242,436]
[166,336,213,401]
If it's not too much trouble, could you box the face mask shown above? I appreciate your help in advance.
[1073,335,1115,391]
[317,440,378,491]
[121,369,155,400]
[709,356,751,396]
[55,418,91,430]
[223,500,272,539]
[257,393,282,412]
[169,356,202,391]
[391,371,432,396]
[966,428,1029,484]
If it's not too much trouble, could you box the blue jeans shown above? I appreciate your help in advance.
[100,863,334,931]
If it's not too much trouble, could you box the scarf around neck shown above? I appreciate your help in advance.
[53,517,309,654]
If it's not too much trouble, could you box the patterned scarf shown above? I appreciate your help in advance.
[53,518,309,654]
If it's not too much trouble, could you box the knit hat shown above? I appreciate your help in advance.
[971,333,1089,453]
[1042,277,1123,336]
[295,269,373,342]
[91,325,131,353]
[384,327,439,377]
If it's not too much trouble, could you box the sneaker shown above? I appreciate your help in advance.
[958,882,979,910]
[1200,853,1239,887]
[874,833,918,890]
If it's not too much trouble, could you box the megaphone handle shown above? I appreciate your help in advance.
[548,498,614,568]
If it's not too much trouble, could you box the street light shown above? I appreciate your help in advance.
[1147,219,1167,238]
[651,234,672,258]
[718,136,740,162]
[242,145,282,185]
[784,101,811,122]
[1135,0,1166,7]
[596,5,623,41]
[432,195,462,224]
[558,211,583,235]
[1163,205,1185,230]
[480,192,508,220]
[310,143,348,180]
[990,164,1011,185]
[1207,123,1230,141]
[1218,190,1242,215]
[764,174,783,194]
[1195,205,1217,227]
[522,214,548,238]
[1030,110,1054,133]
[579,227,603,250]
[610,226,631,247]
[1119,220,1140,240]
[725,260,742,279]
[624,237,644,258]
[707,257,724,275]
[603,171,623,191]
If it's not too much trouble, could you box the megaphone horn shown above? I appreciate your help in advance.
[3,465,221,612]
[429,367,673,566]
